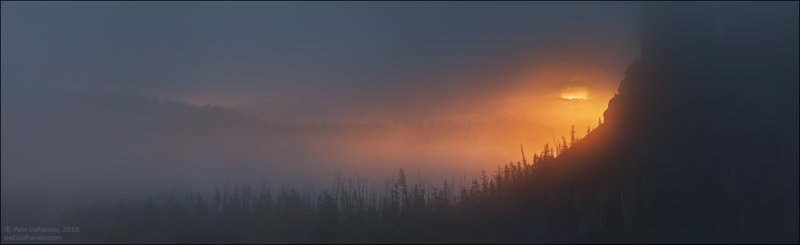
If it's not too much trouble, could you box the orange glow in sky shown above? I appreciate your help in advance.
[560,86,589,102]
[297,62,623,181]
[172,58,625,182]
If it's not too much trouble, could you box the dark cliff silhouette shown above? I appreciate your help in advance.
[562,2,799,242]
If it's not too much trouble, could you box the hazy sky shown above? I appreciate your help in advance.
[1,2,643,202]
[2,2,639,123]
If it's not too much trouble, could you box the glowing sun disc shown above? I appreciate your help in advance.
[560,86,589,102]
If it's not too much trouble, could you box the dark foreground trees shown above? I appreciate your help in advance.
[57,111,798,243]
[57,127,639,243]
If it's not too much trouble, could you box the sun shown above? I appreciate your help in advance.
[560,86,589,102]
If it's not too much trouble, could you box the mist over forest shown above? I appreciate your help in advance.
[1,1,798,244]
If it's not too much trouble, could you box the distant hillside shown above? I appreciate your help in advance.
[0,86,288,201]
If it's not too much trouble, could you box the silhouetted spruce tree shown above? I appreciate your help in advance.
[571,124,577,147]
[212,189,222,215]
[543,143,552,161]
[192,193,209,216]
[480,170,489,192]
[395,169,408,214]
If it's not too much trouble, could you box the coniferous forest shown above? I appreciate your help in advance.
[59,135,601,243]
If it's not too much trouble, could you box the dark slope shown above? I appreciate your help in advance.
[545,2,799,242]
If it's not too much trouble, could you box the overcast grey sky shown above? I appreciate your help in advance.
[2,2,639,122]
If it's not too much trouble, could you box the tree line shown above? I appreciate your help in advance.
[60,123,643,243]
